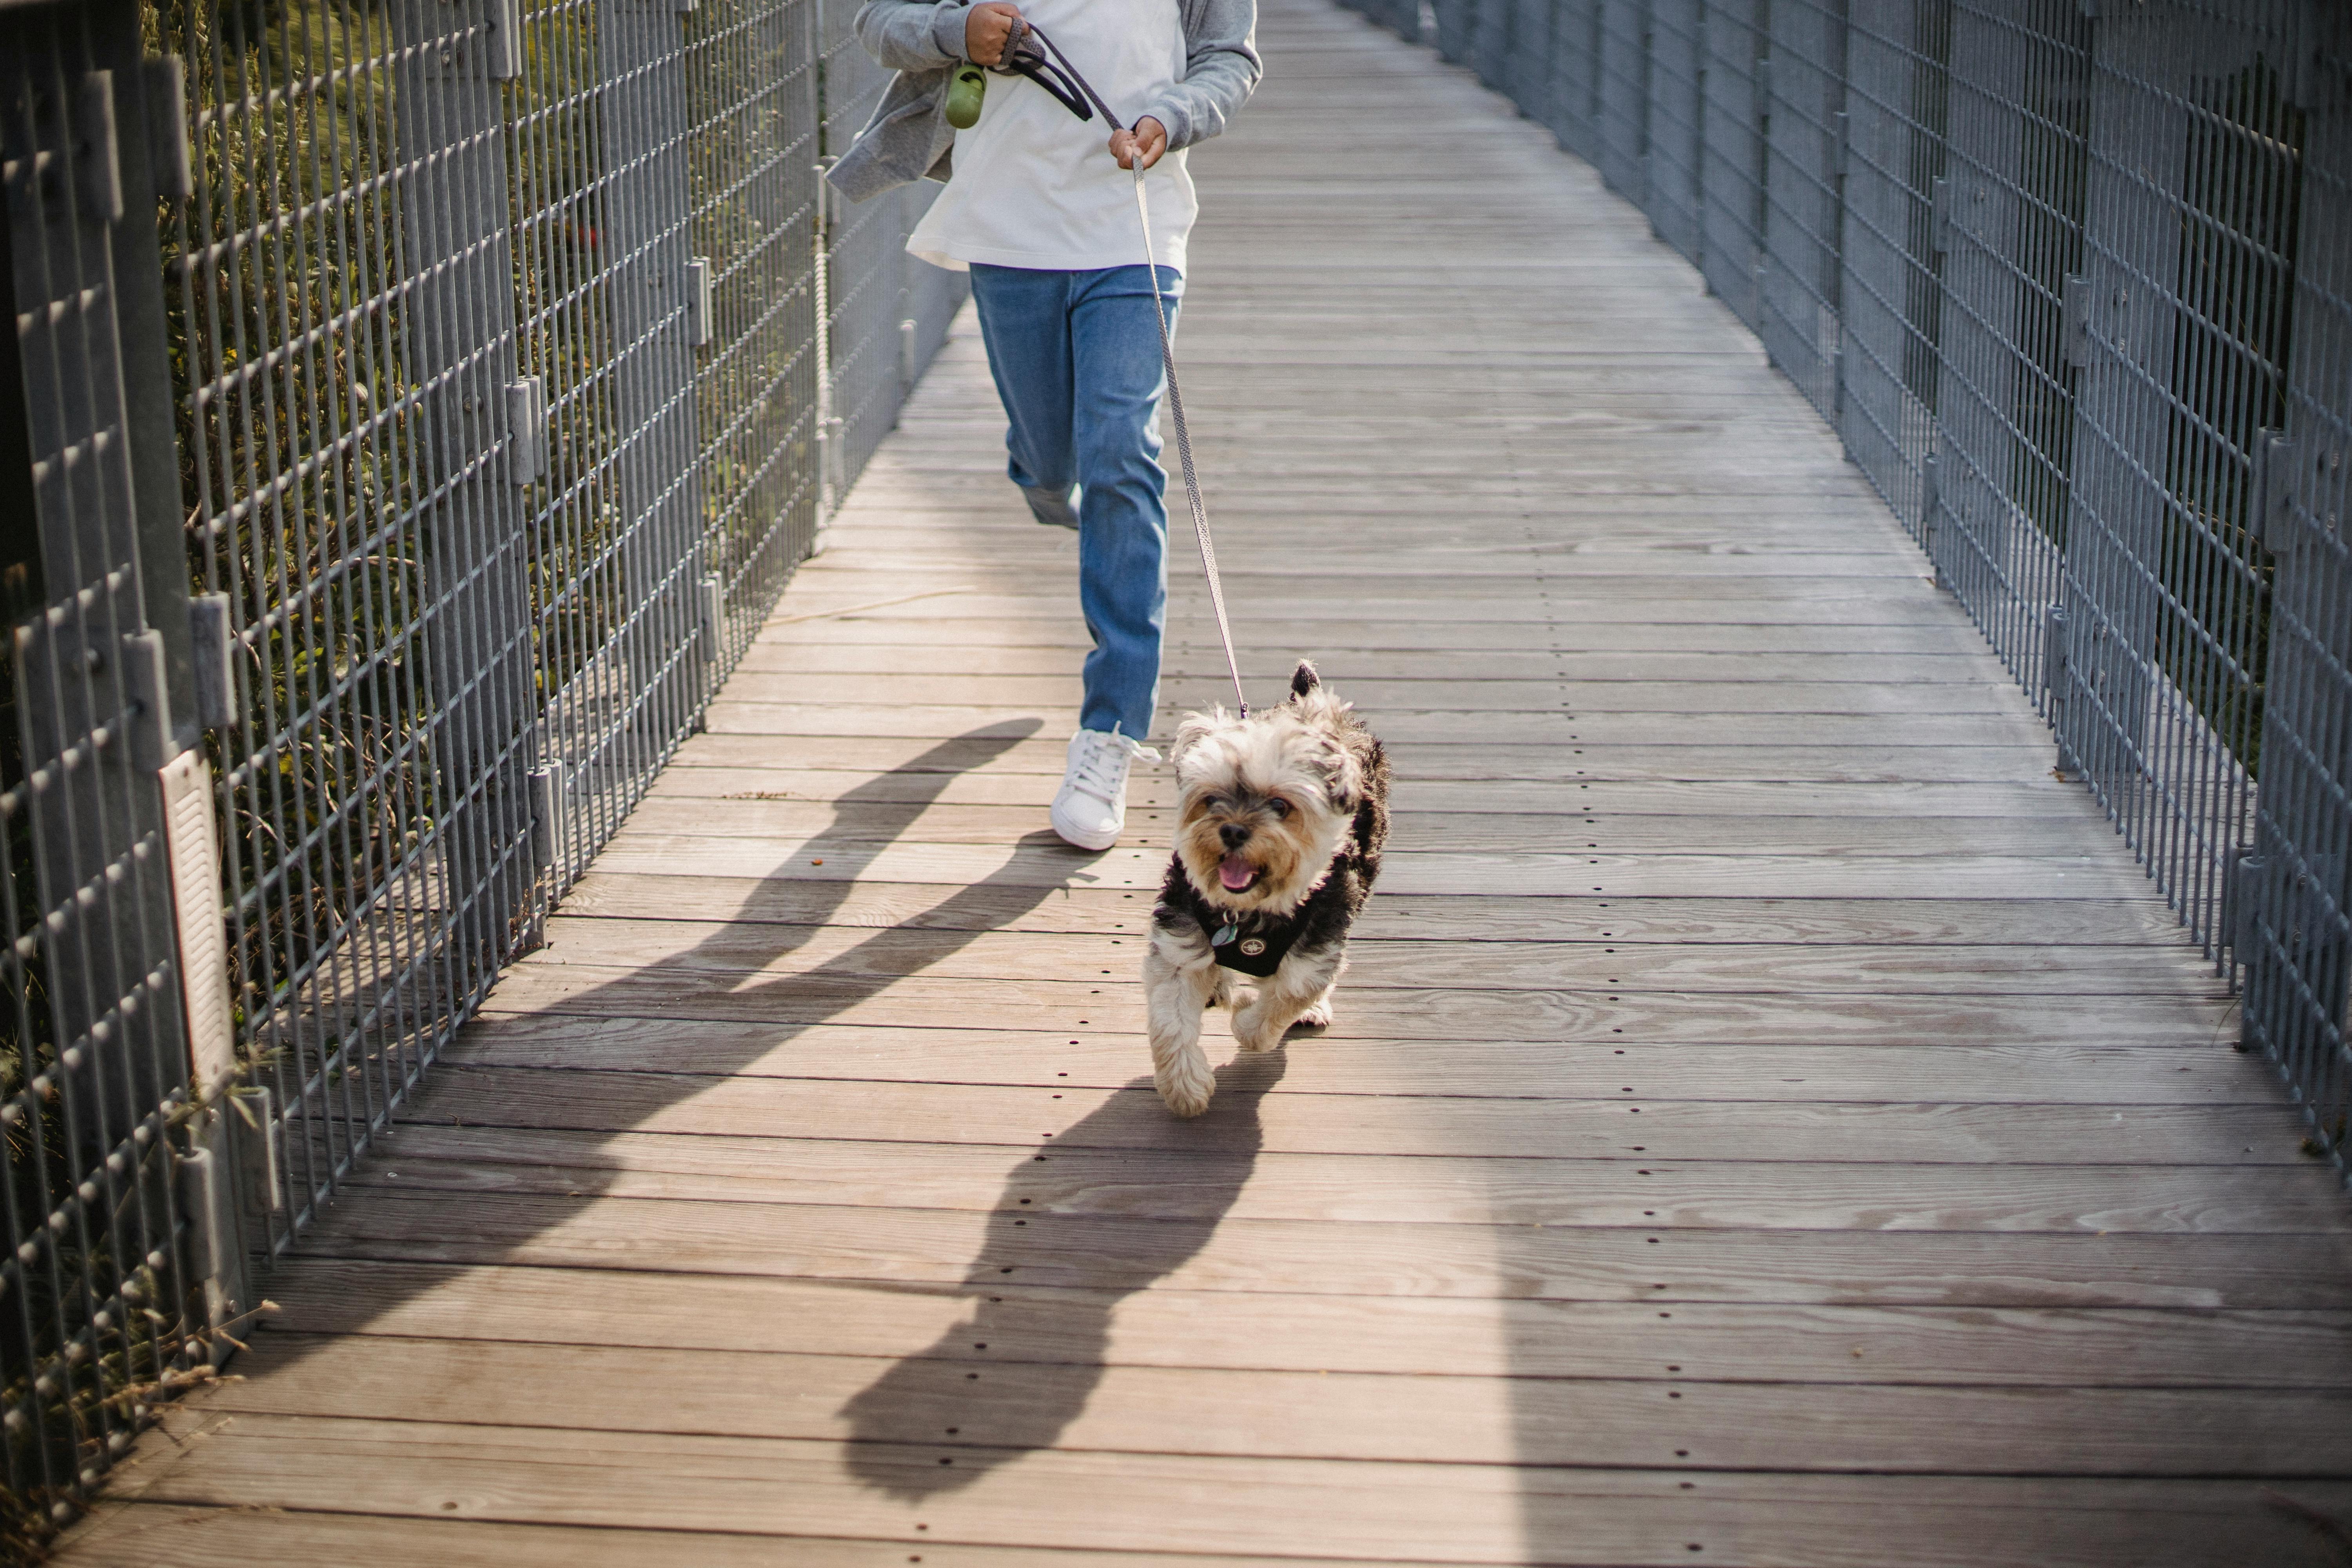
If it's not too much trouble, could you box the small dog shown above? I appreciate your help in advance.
[1145,661,1389,1116]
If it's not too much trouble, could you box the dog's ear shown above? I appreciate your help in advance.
[1312,731,1363,810]
[1289,661,1321,701]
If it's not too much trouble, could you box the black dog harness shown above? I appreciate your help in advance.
[1206,915,1301,978]
[1166,880,1303,978]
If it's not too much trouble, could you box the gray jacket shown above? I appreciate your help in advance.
[826,0,1261,203]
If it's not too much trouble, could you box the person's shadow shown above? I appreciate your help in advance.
[257,713,1290,1503]
[266,720,1078,1332]
[839,1049,1286,1499]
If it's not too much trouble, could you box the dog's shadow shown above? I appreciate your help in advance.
[841,1049,1287,1498]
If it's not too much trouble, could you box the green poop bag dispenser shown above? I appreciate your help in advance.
[946,62,987,129]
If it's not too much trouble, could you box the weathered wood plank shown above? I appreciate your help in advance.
[549,876,2197,944]
[576,836,2170,903]
[249,1259,2352,1388]
[286,1185,2352,1307]
[716,670,2040,717]
[190,1333,2352,1476]
[611,798,2170,860]
[755,615,2005,653]
[705,704,2055,751]
[738,644,2009,680]
[373,1066,2300,1165]
[529,915,2223,997]
[474,960,2231,1046]
[351,1126,2350,1233]
[445,1016,2263,1103]
[669,730,2079,783]
[85,1412,2352,1567]
[641,769,2089,817]
[58,1508,1411,1568]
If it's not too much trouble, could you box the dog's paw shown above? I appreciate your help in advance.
[1292,1001,1332,1032]
[1154,1049,1216,1117]
[1156,1072,1214,1117]
[1230,1004,1286,1053]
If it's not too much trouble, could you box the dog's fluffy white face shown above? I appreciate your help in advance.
[1170,689,1362,915]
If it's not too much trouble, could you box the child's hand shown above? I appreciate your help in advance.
[965,2,1021,65]
[1111,117,1169,171]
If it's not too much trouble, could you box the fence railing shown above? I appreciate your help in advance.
[0,0,960,1540]
[1338,0,2352,1174]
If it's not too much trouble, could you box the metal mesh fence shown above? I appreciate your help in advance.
[1645,0,1706,262]
[819,3,959,498]
[1335,0,2352,1174]
[1697,3,1767,328]
[0,0,962,1534]
[0,7,234,1542]
[159,0,543,1256]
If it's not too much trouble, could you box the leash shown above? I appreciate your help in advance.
[997,20,1124,125]
[987,22,1250,717]
[1131,160,1247,719]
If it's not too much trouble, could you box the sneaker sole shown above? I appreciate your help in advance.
[1049,809,1122,853]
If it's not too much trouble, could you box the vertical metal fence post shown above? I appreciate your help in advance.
[1546,1,1602,161]
[1832,0,1946,533]
[1505,0,1557,132]
[2240,2,2350,1158]
[1470,0,1508,93]
[678,0,826,664]
[817,0,966,492]
[1924,2,2088,697]
[1597,0,1652,205]
[1698,0,1767,327]
[2052,3,2191,824]
[1756,0,1845,415]
[387,0,538,1118]
[90,3,250,1359]
[2060,1,2297,953]
[0,0,244,1535]
[595,0,713,760]
[814,142,838,526]
[1645,0,1707,262]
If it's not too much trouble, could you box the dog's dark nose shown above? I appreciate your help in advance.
[1219,823,1250,850]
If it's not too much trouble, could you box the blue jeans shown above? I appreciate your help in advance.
[968,262,1181,742]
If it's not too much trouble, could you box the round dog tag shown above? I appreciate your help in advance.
[1239,937,1266,956]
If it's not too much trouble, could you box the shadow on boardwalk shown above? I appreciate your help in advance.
[263,721,1056,1292]
[840,1053,1285,1499]
[260,715,1281,1494]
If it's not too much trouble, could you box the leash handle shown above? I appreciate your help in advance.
[1132,158,1248,719]
[1000,22,1125,127]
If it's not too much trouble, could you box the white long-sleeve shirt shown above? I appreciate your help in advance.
[906,0,1199,274]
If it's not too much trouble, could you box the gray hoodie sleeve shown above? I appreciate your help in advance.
[852,0,974,71]
[1141,0,1262,151]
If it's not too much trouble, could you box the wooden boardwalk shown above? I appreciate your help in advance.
[62,1,2352,1562]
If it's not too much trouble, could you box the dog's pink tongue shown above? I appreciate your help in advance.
[1218,855,1255,892]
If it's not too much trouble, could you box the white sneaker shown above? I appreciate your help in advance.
[1050,728,1158,851]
